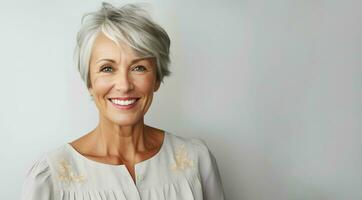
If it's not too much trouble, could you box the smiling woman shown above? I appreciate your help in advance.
[88,33,160,127]
[21,2,225,200]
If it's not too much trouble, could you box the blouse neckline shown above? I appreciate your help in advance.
[65,131,169,168]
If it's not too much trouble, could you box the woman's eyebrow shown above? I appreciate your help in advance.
[96,58,116,64]
[96,56,154,64]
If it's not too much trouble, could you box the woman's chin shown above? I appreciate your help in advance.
[108,115,143,126]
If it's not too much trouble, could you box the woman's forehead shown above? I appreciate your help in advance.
[91,33,137,62]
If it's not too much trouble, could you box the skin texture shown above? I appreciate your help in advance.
[69,32,164,182]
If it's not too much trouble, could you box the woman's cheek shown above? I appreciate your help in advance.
[93,76,113,93]
[135,75,156,92]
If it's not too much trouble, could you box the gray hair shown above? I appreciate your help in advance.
[74,2,171,89]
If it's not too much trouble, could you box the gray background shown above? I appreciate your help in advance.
[1,0,361,199]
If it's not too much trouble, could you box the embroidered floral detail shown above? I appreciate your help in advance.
[171,144,194,171]
[57,159,86,183]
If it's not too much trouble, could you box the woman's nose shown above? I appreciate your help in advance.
[114,71,134,92]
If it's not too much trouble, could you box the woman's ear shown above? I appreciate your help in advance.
[88,86,93,96]
[87,75,93,94]
[154,80,161,92]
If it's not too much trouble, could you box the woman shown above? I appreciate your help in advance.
[21,2,225,200]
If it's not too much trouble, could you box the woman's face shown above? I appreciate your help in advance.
[88,33,160,126]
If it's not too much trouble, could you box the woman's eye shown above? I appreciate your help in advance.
[133,65,147,72]
[100,66,113,73]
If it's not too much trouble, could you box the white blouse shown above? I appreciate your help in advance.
[21,132,225,200]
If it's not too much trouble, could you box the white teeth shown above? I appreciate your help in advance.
[111,99,137,106]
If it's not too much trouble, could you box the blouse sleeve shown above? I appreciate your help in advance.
[193,138,225,200]
[21,155,54,200]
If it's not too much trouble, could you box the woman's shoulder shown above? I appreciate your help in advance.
[28,144,70,173]
[24,144,71,177]
[167,132,224,197]
[23,154,51,181]
[46,143,73,161]
[25,144,68,171]
[166,132,211,153]
[165,132,216,168]
[21,143,87,199]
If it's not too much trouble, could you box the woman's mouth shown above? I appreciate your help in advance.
[108,98,140,110]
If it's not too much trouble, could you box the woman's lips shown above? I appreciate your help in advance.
[108,98,140,110]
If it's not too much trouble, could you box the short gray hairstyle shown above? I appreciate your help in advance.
[74,2,171,89]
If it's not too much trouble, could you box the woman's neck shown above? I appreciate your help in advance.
[92,120,148,160]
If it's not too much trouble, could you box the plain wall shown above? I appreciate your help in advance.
[0,0,361,199]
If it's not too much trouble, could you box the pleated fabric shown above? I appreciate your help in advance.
[21,132,225,200]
